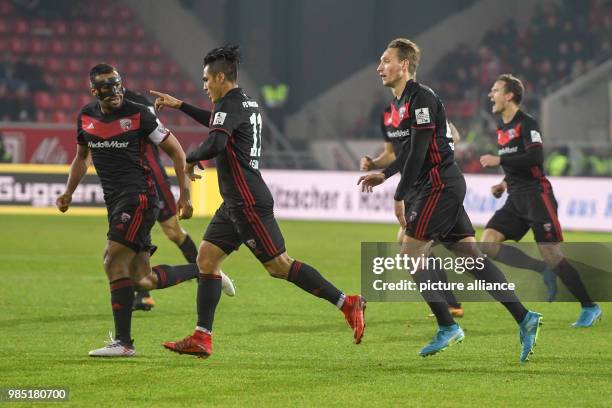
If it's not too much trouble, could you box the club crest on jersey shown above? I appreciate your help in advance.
[415,108,430,124]
[398,106,406,119]
[213,112,227,125]
[119,119,132,131]
[246,239,257,249]
[543,223,552,232]
[409,211,418,222]
[121,212,131,223]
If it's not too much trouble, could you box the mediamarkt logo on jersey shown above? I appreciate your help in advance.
[386,129,410,138]
[87,140,130,149]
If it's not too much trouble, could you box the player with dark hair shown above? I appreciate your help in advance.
[361,113,465,318]
[151,44,366,358]
[123,88,236,310]
[479,74,601,327]
[359,39,541,361]
[57,64,202,357]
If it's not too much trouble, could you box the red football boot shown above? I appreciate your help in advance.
[163,330,212,358]
[341,295,366,344]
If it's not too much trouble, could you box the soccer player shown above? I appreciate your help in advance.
[151,44,365,358]
[358,39,541,361]
[56,64,202,357]
[479,74,601,326]
[360,122,465,318]
[123,88,236,311]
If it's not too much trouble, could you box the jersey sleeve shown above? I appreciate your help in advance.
[141,106,170,145]
[381,114,390,142]
[76,113,86,145]
[409,90,438,130]
[521,117,543,150]
[209,98,241,136]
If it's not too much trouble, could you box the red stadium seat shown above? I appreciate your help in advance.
[52,21,67,36]
[78,93,92,106]
[73,22,89,37]
[51,110,69,123]
[118,7,132,19]
[161,79,179,94]
[46,57,64,72]
[8,38,25,54]
[34,92,53,109]
[36,110,48,122]
[91,41,107,56]
[49,39,65,54]
[94,25,109,37]
[30,38,45,54]
[111,42,126,56]
[146,61,162,76]
[182,80,196,94]
[70,39,86,56]
[66,58,84,74]
[126,60,142,75]
[59,76,79,91]
[135,27,145,39]
[14,19,27,34]
[57,93,75,110]
[150,43,162,57]
[166,62,180,75]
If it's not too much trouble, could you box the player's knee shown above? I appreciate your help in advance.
[263,253,292,279]
[538,244,563,267]
[197,256,219,274]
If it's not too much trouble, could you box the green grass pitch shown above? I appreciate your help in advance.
[1,214,610,407]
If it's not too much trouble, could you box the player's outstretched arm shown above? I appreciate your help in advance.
[150,90,212,127]
[57,144,90,213]
[159,133,193,220]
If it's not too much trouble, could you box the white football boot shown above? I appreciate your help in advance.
[89,332,135,357]
[220,270,236,297]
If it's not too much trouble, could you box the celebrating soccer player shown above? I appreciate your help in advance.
[360,120,465,318]
[57,64,204,357]
[359,39,541,361]
[123,88,236,311]
[479,74,601,327]
[151,45,365,358]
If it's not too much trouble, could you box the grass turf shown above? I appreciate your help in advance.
[0,214,610,407]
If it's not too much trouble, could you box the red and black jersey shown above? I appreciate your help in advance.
[384,80,462,200]
[77,99,170,205]
[209,88,274,208]
[497,110,549,194]
[380,91,411,159]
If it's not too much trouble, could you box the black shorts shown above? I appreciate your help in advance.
[485,190,563,242]
[107,193,159,252]
[203,202,286,263]
[154,178,177,222]
[405,178,475,242]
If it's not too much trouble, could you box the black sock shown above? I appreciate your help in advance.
[469,259,528,324]
[179,235,198,263]
[152,264,199,289]
[135,290,150,298]
[554,259,595,307]
[197,274,222,331]
[494,245,547,274]
[287,261,343,306]
[110,277,134,344]
[412,269,455,327]
[431,265,461,308]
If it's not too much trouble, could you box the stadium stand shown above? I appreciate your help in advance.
[0,0,211,124]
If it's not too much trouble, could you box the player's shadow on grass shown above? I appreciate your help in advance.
[0,313,107,328]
